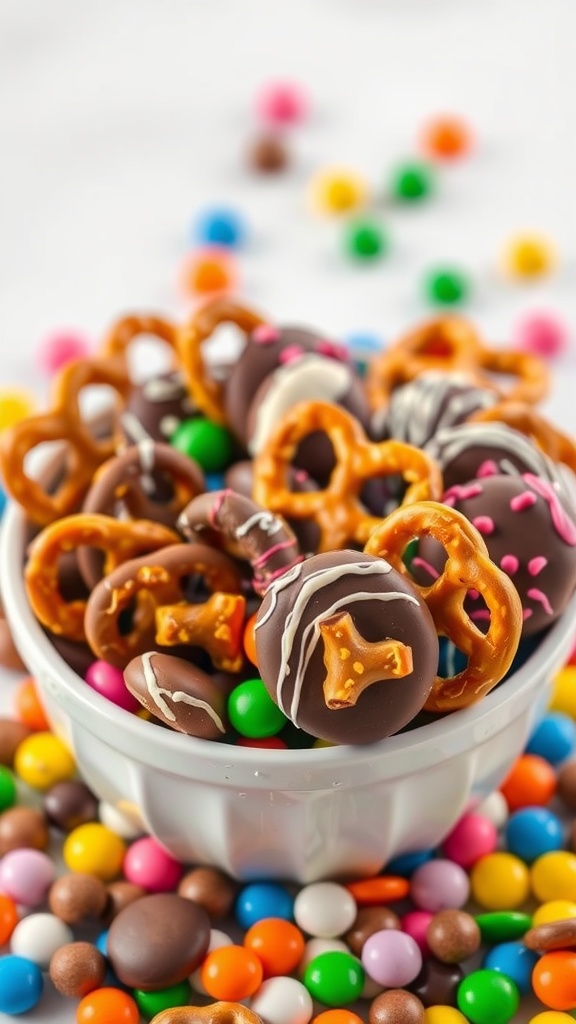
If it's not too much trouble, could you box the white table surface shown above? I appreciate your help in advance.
[1,0,576,1019]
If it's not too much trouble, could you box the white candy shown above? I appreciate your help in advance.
[98,801,143,839]
[476,790,509,830]
[293,881,357,938]
[10,913,73,970]
[190,928,233,993]
[298,937,348,975]
[251,976,313,1024]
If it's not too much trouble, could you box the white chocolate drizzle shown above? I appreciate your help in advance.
[384,372,496,448]
[141,652,225,733]
[235,511,284,539]
[142,373,186,403]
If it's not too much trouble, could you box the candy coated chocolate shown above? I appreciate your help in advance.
[557,760,576,811]
[426,909,481,962]
[124,653,228,738]
[44,780,99,831]
[107,892,211,990]
[346,905,401,956]
[247,133,290,172]
[48,872,108,924]
[524,918,576,951]
[369,990,426,1024]
[0,806,49,854]
[0,718,32,767]
[103,880,147,923]
[409,958,464,1006]
[49,941,107,998]
[255,550,439,744]
[177,865,237,920]
[0,612,26,671]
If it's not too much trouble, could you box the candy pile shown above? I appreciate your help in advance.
[1,298,576,747]
[1,667,576,1020]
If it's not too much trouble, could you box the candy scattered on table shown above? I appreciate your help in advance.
[389,161,435,202]
[0,391,36,434]
[419,115,473,161]
[423,267,470,306]
[36,330,92,375]
[255,81,309,127]
[513,312,569,359]
[501,234,557,279]
[310,168,368,214]
[180,247,238,296]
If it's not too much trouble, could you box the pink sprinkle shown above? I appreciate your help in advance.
[443,483,483,507]
[510,491,537,512]
[294,469,309,484]
[477,460,499,478]
[252,539,296,569]
[523,608,533,621]
[528,556,548,576]
[316,339,348,362]
[279,344,305,365]
[252,324,280,344]
[471,609,491,621]
[472,516,495,535]
[467,588,480,600]
[411,556,440,580]
[523,473,576,546]
[527,587,554,617]
[500,554,519,575]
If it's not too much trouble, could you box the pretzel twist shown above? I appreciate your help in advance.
[150,1003,264,1024]
[471,400,576,473]
[0,314,179,526]
[84,543,245,668]
[25,513,179,642]
[364,501,523,711]
[252,401,443,552]
[177,298,265,423]
[367,316,550,410]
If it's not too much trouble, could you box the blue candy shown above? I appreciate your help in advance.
[0,955,43,1015]
[194,208,245,249]
[483,940,539,995]
[342,332,385,377]
[0,486,6,520]
[505,806,564,863]
[235,881,294,928]
[526,711,576,765]
[386,849,434,877]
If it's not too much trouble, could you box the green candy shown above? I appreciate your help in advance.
[228,678,288,738]
[345,221,388,260]
[134,979,191,1019]
[170,416,234,473]
[0,766,16,812]
[303,950,365,1006]
[425,267,470,306]
[457,968,520,1024]
[476,911,533,944]
[390,161,434,201]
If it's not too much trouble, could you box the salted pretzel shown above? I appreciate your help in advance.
[367,316,550,410]
[25,513,179,643]
[252,401,443,552]
[0,314,178,526]
[84,543,245,669]
[364,501,523,712]
[177,298,265,424]
[471,401,576,473]
[149,1003,264,1024]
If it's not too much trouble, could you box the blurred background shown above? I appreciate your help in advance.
[0,0,575,429]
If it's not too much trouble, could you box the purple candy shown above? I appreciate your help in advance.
[0,849,55,906]
[361,928,423,987]
[410,858,470,912]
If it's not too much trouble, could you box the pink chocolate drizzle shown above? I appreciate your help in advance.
[522,474,576,545]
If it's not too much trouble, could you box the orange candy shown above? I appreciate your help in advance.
[420,116,473,160]
[500,754,557,811]
[13,677,50,732]
[181,248,237,296]
[532,951,576,1010]
[345,875,409,905]
[313,1013,365,1024]
[76,987,139,1024]
[244,917,305,978]
[243,612,259,667]
[200,944,263,1000]
[0,894,19,944]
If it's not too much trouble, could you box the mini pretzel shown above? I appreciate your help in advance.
[177,297,265,424]
[471,401,576,473]
[367,316,550,410]
[178,490,303,595]
[84,543,245,668]
[25,513,179,643]
[149,1003,264,1024]
[0,314,179,526]
[252,401,443,552]
[364,501,523,711]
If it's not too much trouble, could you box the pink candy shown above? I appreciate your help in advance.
[0,849,55,906]
[85,660,141,713]
[513,311,568,358]
[442,812,498,867]
[37,330,91,375]
[123,836,183,892]
[255,81,309,126]
[401,909,433,956]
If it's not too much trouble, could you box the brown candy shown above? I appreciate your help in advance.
[0,718,32,767]
[426,910,481,963]
[48,873,109,925]
[409,959,464,1007]
[247,133,290,173]
[151,1004,264,1024]
[524,918,576,951]
[370,990,426,1024]
[49,941,107,998]
[557,760,576,812]
[177,866,237,921]
[103,881,147,923]
[345,906,401,957]
[43,780,98,831]
[107,893,211,990]
[0,806,49,854]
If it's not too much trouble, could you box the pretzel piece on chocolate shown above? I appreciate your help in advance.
[177,298,266,424]
[252,401,443,552]
[364,501,523,711]
[84,543,245,668]
[25,513,179,643]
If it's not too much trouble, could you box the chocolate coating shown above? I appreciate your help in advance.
[524,918,576,951]
[345,906,401,956]
[225,459,321,554]
[409,958,464,1007]
[48,872,109,924]
[374,371,498,447]
[49,941,106,998]
[426,910,481,963]
[107,893,211,990]
[0,806,49,854]
[369,990,426,1024]
[124,652,229,738]
[121,370,197,445]
[44,780,99,831]
[46,633,96,677]
[255,550,439,745]
[0,718,32,767]
[177,866,237,920]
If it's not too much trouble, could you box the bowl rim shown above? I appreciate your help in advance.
[3,494,576,776]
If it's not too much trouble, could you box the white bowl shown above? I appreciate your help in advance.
[2,499,575,883]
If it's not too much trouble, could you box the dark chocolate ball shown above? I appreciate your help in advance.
[44,780,98,831]
[409,958,464,1007]
[255,550,439,745]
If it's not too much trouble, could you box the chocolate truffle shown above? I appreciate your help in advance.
[255,550,439,745]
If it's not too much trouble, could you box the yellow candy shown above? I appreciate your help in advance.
[549,666,576,719]
[528,1014,576,1024]
[310,168,367,215]
[0,390,35,433]
[502,233,556,278]
[63,823,126,881]
[532,851,576,903]
[533,900,576,926]
[425,1008,469,1024]
[13,732,76,791]
[470,852,530,910]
